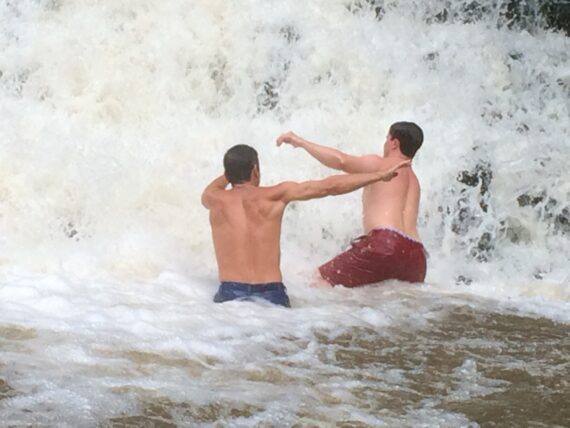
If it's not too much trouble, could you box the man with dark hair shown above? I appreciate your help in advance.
[276,121,426,288]
[201,144,409,307]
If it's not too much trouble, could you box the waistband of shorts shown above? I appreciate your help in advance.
[219,281,285,292]
[368,226,424,245]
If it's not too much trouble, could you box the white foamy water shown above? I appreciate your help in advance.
[0,0,569,425]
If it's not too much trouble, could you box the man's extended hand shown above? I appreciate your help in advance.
[381,160,411,181]
[276,131,304,148]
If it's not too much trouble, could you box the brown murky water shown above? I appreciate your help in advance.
[1,301,569,427]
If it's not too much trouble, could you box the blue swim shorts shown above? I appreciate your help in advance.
[213,282,291,308]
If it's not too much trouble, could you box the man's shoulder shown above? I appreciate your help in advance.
[260,181,296,190]
[380,156,406,165]
[253,182,300,204]
[203,189,229,209]
[409,169,420,187]
[341,153,384,173]
[258,182,294,196]
[357,154,385,165]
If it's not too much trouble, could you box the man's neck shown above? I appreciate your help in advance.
[232,182,255,189]
[385,152,410,161]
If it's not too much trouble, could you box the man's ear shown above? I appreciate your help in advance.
[251,164,260,181]
[391,137,401,152]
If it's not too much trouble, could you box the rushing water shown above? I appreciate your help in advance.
[0,0,569,426]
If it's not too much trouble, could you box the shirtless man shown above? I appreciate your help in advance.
[201,144,409,307]
[276,122,426,287]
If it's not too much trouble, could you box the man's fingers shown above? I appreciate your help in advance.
[277,136,294,146]
[276,131,300,148]
[396,160,411,169]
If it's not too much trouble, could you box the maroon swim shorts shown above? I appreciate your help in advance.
[318,228,427,288]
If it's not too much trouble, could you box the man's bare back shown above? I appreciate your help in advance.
[204,179,287,283]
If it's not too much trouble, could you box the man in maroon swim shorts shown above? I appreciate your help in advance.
[319,228,427,287]
[277,121,427,287]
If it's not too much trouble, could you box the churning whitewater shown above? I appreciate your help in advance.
[0,0,569,426]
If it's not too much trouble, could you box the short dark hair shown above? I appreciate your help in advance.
[223,144,259,184]
[389,122,424,158]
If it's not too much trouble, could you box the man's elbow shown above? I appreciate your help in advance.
[335,155,348,171]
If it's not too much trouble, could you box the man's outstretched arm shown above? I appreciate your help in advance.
[272,160,409,203]
[276,131,382,173]
[201,175,229,208]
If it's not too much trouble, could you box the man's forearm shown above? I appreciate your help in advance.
[322,170,387,196]
[208,175,229,190]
